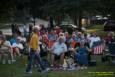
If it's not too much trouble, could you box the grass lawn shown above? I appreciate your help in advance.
[0,25,115,77]
[0,55,115,77]
[87,25,104,30]
[86,25,109,37]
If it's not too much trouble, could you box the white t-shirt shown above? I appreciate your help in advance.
[18,36,26,42]
[52,42,67,55]
[12,43,24,50]
[4,41,11,47]
[89,36,101,48]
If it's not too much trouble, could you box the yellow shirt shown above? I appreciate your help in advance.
[29,33,39,51]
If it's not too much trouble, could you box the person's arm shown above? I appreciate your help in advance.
[86,46,91,53]
[63,44,67,52]
[3,41,11,48]
[35,35,40,52]
[75,46,80,54]
[98,37,101,41]
[51,43,56,52]
[18,43,24,50]
[3,44,10,48]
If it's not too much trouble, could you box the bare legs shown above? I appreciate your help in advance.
[51,53,65,66]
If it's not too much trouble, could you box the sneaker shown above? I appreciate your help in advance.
[46,68,50,71]
[84,66,88,69]
[68,67,76,71]
[12,60,16,63]
[26,71,32,74]
[41,68,49,73]
[63,67,67,70]
[8,60,12,64]
[51,64,53,67]
[81,67,84,70]
[59,64,62,67]
[59,67,63,70]
[50,64,54,68]
[77,66,81,70]
[2,60,6,64]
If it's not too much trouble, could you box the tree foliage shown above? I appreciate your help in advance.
[0,0,115,22]
[0,0,16,21]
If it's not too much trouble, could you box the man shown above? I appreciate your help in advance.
[51,36,67,66]
[88,32,101,48]
[26,26,47,74]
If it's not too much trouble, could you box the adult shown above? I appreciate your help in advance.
[48,30,57,48]
[12,37,24,56]
[75,40,89,69]
[51,36,67,66]
[105,32,114,44]
[88,32,101,48]
[69,34,77,48]
[0,36,13,64]
[26,26,47,74]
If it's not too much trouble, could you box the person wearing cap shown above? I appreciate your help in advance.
[26,26,47,74]
[51,36,67,66]
[12,37,23,57]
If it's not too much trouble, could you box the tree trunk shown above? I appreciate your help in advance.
[77,10,82,30]
[70,9,82,31]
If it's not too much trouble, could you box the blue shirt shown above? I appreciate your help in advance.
[9,38,16,45]
[77,47,88,54]
[52,42,67,55]
[48,34,57,41]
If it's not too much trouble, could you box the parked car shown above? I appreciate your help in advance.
[104,20,115,31]
[59,24,78,34]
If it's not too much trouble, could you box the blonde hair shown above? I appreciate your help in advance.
[58,36,64,41]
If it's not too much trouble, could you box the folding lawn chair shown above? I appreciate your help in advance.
[102,43,115,63]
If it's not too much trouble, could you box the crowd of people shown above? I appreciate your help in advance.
[0,23,115,74]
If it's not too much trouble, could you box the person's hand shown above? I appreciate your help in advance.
[0,40,3,45]
[36,47,40,52]
[35,51,40,55]
[71,48,75,51]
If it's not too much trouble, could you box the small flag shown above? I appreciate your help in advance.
[93,41,105,55]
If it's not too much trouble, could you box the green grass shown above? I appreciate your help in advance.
[86,25,108,37]
[87,25,104,30]
[0,55,115,77]
[0,24,115,77]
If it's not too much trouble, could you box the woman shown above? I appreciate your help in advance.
[75,40,89,69]
[0,36,14,64]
